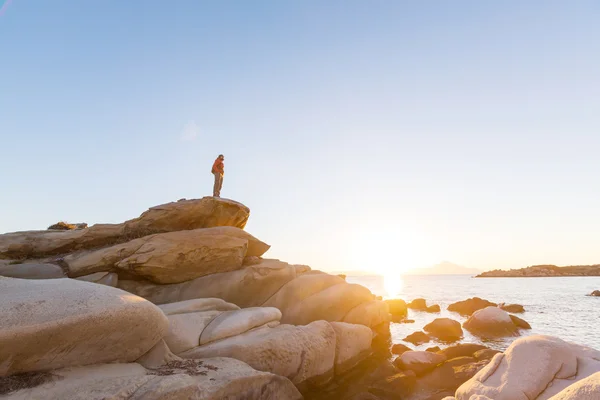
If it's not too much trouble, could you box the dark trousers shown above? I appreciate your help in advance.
[213,172,223,197]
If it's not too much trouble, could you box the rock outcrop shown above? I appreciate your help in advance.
[0,262,65,279]
[395,351,447,376]
[423,318,463,342]
[463,306,520,338]
[447,297,497,316]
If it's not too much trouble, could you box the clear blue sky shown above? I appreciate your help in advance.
[1,1,599,273]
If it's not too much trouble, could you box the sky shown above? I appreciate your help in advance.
[1,1,599,275]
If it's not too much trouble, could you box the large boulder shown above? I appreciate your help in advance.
[163,310,223,354]
[0,197,250,260]
[407,298,428,311]
[588,290,600,297]
[395,351,447,376]
[199,307,282,345]
[455,335,600,400]
[385,299,407,318]
[180,321,337,387]
[2,358,302,400]
[438,344,488,360]
[190,226,270,257]
[463,306,519,338]
[343,300,390,329]
[448,297,497,316]
[330,322,373,375]
[423,318,463,342]
[510,314,532,329]
[403,331,431,345]
[0,277,168,376]
[158,298,240,315]
[548,372,600,400]
[64,231,248,284]
[0,263,65,279]
[119,259,299,307]
[499,303,525,313]
[74,271,118,287]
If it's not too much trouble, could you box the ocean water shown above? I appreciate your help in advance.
[347,274,600,351]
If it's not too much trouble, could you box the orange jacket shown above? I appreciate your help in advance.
[212,158,224,174]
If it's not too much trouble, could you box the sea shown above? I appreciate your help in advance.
[347,274,600,351]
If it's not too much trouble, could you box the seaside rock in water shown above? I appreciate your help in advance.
[463,306,519,338]
[448,297,497,316]
[0,197,251,260]
[499,303,525,313]
[407,298,428,311]
[423,318,463,342]
[589,290,600,297]
[385,299,408,318]
[392,343,412,355]
[403,331,431,345]
[395,351,447,376]
[2,358,302,400]
[509,314,532,329]
[0,277,168,376]
[438,344,488,360]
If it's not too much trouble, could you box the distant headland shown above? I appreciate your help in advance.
[477,264,600,277]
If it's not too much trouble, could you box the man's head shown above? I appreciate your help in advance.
[218,154,224,160]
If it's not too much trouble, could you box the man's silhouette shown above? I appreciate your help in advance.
[211,154,225,197]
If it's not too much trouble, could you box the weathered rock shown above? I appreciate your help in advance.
[385,299,407,318]
[2,358,302,400]
[186,226,270,257]
[438,344,488,360]
[0,277,168,376]
[589,290,600,296]
[407,298,428,311]
[343,300,390,329]
[499,303,525,313]
[548,372,600,400]
[426,304,441,313]
[119,259,298,307]
[244,255,262,265]
[463,306,519,338]
[135,339,182,369]
[330,322,373,375]
[448,297,497,316]
[392,343,412,355]
[369,371,417,399]
[454,335,600,400]
[423,318,463,342]
[64,230,248,284]
[426,346,441,353]
[413,359,490,398]
[403,331,431,345]
[180,321,337,387]
[0,197,250,260]
[74,271,118,287]
[444,357,476,368]
[509,314,532,329]
[200,307,282,345]
[0,263,65,279]
[164,311,222,354]
[473,348,501,361]
[158,298,240,315]
[395,351,447,376]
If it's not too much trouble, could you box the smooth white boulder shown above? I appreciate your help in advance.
[180,320,337,387]
[163,311,222,354]
[463,306,519,338]
[158,298,240,315]
[0,263,65,279]
[200,307,282,346]
[548,372,600,400]
[74,272,118,287]
[330,322,373,374]
[455,335,600,400]
[343,300,390,328]
[0,277,168,376]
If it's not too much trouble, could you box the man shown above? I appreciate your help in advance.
[211,154,225,197]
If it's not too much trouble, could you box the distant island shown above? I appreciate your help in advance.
[477,264,600,277]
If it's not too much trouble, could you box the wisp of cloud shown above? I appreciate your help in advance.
[0,0,13,17]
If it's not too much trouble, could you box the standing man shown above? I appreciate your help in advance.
[211,154,225,197]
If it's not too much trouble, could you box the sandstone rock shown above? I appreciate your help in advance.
[2,358,302,400]
[510,314,531,329]
[330,322,373,375]
[180,321,337,387]
[548,372,600,400]
[186,226,270,257]
[438,344,488,360]
[423,318,463,342]
[74,271,118,287]
[395,351,447,376]
[369,371,417,399]
[426,346,442,353]
[473,348,501,361]
[407,298,428,311]
[200,307,282,346]
[0,277,168,376]
[403,331,431,345]
[392,343,412,355]
[455,335,600,400]
[119,259,298,307]
[385,299,407,318]
[463,307,519,338]
[448,297,497,316]
[343,300,390,329]
[164,311,222,354]
[64,231,248,284]
[158,298,240,315]
[0,263,65,279]
[244,256,262,265]
[500,303,525,313]
[426,304,441,313]
[0,197,250,260]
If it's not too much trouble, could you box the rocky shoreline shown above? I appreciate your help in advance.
[1,197,598,399]
[477,264,600,277]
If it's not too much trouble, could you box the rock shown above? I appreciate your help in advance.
[163,310,222,354]
[548,372,600,399]
[407,298,428,311]
[473,348,501,361]
[74,271,118,287]
[426,304,441,313]
[369,371,417,398]
[463,306,519,338]
[135,339,182,369]
[509,314,532,329]
[119,259,299,307]
[499,303,525,313]
[403,331,431,345]
[180,320,337,387]
[244,256,262,265]
[0,263,65,279]
[455,335,600,400]
[448,297,497,316]
[199,307,282,345]
[423,318,463,342]
[588,290,600,296]
[349,392,382,400]
[444,356,476,368]
[64,230,248,284]
[0,197,250,259]
[187,226,270,257]
[392,343,412,355]
[393,317,415,323]
[438,344,488,360]
[2,358,302,400]
[395,351,447,376]
[330,322,373,375]
[343,300,390,329]
[0,277,168,376]
[158,298,240,315]
[426,346,441,353]
[385,299,407,318]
